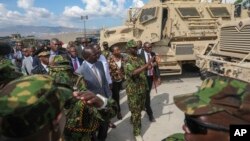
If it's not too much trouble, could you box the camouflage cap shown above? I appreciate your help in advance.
[126,39,137,49]
[174,76,250,122]
[50,55,71,68]
[162,133,184,141]
[102,41,108,45]
[37,51,50,57]
[0,75,72,137]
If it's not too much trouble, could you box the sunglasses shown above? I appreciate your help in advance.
[184,115,229,134]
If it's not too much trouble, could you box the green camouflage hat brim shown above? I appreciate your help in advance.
[0,75,72,137]
[174,76,250,117]
[0,58,15,70]
[162,133,184,141]
[126,39,137,49]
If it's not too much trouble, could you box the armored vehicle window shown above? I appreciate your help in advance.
[177,7,200,18]
[139,7,157,23]
[208,7,230,18]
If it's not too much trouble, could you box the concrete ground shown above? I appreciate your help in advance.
[106,74,202,141]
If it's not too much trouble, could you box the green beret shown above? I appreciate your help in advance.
[126,39,137,49]
[174,76,250,123]
[0,75,72,137]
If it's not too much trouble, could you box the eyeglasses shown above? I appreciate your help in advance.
[184,115,229,134]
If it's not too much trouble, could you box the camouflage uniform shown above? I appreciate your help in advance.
[162,76,250,141]
[0,42,23,89]
[124,40,148,136]
[0,75,72,139]
[102,50,110,59]
[162,133,184,141]
[50,55,117,141]
[49,55,100,141]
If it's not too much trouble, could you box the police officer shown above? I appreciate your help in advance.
[162,76,250,141]
[124,39,154,141]
[101,41,110,59]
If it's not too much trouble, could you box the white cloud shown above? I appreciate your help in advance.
[63,0,126,18]
[17,0,34,9]
[27,7,52,18]
[0,3,7,16]
[133,0,144,8]
[63,6,85,18]
[0,0,55,28]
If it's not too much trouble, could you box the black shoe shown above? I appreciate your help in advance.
[149,115,156,122]
[109,122,116,128]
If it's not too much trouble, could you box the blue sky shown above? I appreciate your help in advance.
[0,0,148,29]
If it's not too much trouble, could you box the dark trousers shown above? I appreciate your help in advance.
[97,121,109,141]
[145,76,153,117]
[111,81,122,113]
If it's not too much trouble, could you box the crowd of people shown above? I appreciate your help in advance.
[0,38,160,141]
[1,37,250,141]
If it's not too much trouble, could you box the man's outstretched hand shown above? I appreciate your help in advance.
[73,91,104,108]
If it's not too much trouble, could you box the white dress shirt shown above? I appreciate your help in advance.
[21,56,33,75]
[98,55,112,84]
[85,61,102,86]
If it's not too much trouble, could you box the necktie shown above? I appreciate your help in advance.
[147,53,153,76]
[92,65,102,86]
[73,59,78,71]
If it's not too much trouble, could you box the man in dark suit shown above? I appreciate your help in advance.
[75,38,89,59]
[139,42,161,122]
[31,50,50,74]
[68,46,83,72]
[49,38,67,63]
[76,46,112,141]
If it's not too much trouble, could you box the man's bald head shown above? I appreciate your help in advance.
[82,45,98,63]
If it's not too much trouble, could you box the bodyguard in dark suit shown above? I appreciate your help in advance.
[49,38,67,63]
[139,42,161,122]
[68,46,83,72]
[75,38,89,59]
[76,46,112,141]
[31,50,50,74]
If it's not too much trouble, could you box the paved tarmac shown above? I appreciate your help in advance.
[106,74,202,141]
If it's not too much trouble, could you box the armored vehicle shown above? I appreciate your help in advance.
[100,0,246,75]
[196,17,250,82]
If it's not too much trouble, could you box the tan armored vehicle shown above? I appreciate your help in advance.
[100,0,246,75]
[196,17,250,82]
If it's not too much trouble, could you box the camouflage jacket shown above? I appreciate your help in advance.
[49,66,100,134]
[0,57,23,89]
[102,50,110,59]
[124,55,148,95]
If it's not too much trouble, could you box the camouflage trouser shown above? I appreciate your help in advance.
[127,92,146,136]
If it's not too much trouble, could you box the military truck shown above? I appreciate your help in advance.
[196,19,250,82]
[100,0,246,75]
